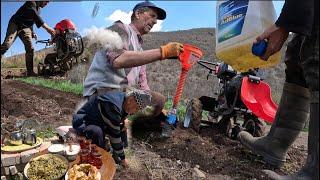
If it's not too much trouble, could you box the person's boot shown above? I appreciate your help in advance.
[262,91,319,180]
[238,82,310,168]
[161,110,177,138]
[25,52,37,76]
[161,121,174,138]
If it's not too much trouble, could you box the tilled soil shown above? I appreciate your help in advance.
[140,126,307,179]
[1,71,308,179]
[1,79,82,129]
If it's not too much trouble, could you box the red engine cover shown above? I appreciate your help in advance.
[55,19,76,32]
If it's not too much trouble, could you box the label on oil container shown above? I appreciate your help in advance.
[217,0,249,43]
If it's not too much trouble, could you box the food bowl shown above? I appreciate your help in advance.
[48,144,65,155]
[24,154,68,180]
[65,144,80,161]
[65,164,101,180]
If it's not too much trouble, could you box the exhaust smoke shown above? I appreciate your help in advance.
[84,26,124,51]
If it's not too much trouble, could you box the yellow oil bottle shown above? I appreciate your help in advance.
[216,1,280,72]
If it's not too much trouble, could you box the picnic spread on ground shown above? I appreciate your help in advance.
[1,126,116,180]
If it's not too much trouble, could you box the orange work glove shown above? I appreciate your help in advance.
[160,42,184,60]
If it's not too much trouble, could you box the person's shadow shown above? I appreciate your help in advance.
[131,111,167,140]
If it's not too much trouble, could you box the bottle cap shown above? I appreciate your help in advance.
[252,40,268,57]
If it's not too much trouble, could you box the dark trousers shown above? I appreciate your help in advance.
[1,21,35,73]
[284,27,319,93]
[80,124,127,149]
[83,125,106,148]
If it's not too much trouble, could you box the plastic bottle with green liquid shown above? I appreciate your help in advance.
[215,0,280,72]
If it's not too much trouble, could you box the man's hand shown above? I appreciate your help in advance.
[32,33,38,41]
[42,23,56,37]
[121,159,129,168]
[160,42,184,60]
[46,27,56,37]
[255,24,289,61]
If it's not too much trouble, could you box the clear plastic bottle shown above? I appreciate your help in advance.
[216,1,280,72]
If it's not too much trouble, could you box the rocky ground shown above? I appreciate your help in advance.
[1,69,308,180]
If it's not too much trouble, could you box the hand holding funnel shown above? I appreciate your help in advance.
[166,44,203,126]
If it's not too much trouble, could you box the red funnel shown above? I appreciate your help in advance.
[173,44,203,108]
[178,44,203,71]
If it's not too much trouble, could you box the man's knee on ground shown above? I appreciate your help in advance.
[149,91,166,117]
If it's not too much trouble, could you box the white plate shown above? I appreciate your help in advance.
[48,144,65,154]
[64,169,101,180]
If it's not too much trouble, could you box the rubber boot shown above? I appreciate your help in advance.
[161,111,177,138]
[263,91,319,180]
[238,83,310,167]
[161,121,174,138]
[25,52,37,76]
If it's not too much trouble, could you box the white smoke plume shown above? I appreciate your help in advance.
[83,26,124,50]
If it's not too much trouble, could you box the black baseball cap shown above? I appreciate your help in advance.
[133,1,166,20]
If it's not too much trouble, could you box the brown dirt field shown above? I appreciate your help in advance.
[1,69,308,179]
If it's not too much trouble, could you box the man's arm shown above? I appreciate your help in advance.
[41,23,55,36]
[112,43,183,69]
[113,49,161,68]
[275,0,314,36]
[106,22,183,69]
[30,6,55,36]
[255,0,314,61]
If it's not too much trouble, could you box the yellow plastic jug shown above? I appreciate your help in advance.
[215,1,280,72]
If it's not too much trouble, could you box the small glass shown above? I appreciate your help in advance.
[78,136,86,149]
[79,149,90,164]
[90,144,98,153]
[91,152,102,169]
[84,138,92,149]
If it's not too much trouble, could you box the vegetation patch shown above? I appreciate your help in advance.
[15,77,83,95]
[36,127,57,139]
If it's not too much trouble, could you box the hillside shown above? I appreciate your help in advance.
[78,27,286,101]
[142,28,287,100]
[1,28,286,101]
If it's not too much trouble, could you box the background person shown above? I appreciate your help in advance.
[83,1,183,139]
[72,89,166,168]
[1,1,55,76]
[238,0,318,179]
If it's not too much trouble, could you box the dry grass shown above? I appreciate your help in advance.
[1,48,53,68]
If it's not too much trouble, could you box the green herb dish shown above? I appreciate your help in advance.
[24,154,68,180]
